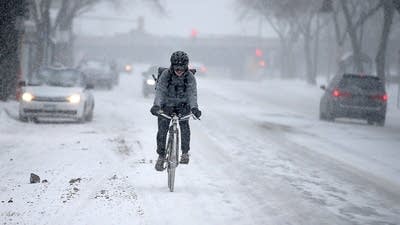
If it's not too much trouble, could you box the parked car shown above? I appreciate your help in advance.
[142,66,158,97]
[79,60,115,90]
[19,67,95,123]
[319,73,387,126]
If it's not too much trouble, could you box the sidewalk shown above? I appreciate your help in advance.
[0,100,19,121]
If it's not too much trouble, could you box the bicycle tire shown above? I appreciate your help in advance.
[167,126,178,192]
[168,167,175,192]
[176,129,180,165]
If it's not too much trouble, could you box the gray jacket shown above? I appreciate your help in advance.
[153,69,198,109]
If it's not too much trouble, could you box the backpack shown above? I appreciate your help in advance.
[152,67,196,90]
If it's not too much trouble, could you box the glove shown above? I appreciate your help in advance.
[150,105,161,116]
[191,107,202,118]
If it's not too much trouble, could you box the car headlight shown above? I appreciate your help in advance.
[67,94,81,104]
[125,65,132,72]
[22,92,34,102]
[146,79,156,85]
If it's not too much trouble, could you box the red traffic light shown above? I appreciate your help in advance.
[255,48,263,57]
[191,29,198,38]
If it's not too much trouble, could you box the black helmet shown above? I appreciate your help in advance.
[170,51,189,67]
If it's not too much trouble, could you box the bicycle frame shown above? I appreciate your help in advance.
[158,112,195,192]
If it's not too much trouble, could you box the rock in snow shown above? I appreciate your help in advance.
[30,173,40,184]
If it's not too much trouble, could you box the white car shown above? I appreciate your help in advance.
[19,68,95,123]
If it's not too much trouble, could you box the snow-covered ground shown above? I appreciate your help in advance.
[1,66,400,225]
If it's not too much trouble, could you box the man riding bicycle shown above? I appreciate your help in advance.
[150,51,202,171]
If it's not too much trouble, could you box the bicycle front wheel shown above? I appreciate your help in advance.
[167,126,178,192]
[167,167,175,192]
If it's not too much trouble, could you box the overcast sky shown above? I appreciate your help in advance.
[75,0,274,38]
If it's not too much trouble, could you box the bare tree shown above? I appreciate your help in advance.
[326,0,400,85]
[295,0,328,85]
[52,0,101,66]
[237,0,331,83]
[339,0,383,73]
[394,0,400,14]
[375,0,395,82]
[236,0,400,85]
[28,0,52,71]
[51,0,164,66]
[237,0,302,79]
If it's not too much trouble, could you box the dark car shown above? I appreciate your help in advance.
[78,60,115,90]
[319,73,387,126]
[142,66,158,97]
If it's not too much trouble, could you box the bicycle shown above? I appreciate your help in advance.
[158,111,197,192]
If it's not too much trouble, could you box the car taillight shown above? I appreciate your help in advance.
[332,89,351,97]
[371,94,388,101]
[332,89,340,97]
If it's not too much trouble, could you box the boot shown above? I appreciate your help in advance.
[155,155,166,171]
[180,153,189,164]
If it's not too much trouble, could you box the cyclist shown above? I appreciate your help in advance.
[150,51,202,171]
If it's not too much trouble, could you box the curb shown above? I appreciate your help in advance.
[1,101,20,121]
[4,107,19,121]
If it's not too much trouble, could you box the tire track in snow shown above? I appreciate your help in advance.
[202,105,400,225]
[193,115,352,225]
[195,84,400,224]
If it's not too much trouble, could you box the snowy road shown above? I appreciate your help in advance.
[1,69,400,225]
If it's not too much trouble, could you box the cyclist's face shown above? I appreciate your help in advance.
[174,70,184,76]
[174,65,185,76]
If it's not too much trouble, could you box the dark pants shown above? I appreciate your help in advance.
[156,105,191,156]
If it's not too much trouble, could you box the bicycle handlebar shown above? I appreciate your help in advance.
[158,111,199,121]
